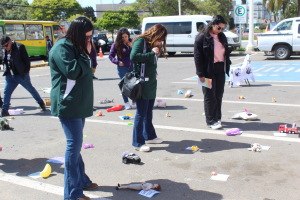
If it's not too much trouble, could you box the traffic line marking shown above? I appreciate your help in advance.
[0,172,108,199]
[263,67,275,72]
[273,67,285,72]
[284,67,295,72]
[295,69,300,72]
[253,67,265,72]
[171,82,300,87]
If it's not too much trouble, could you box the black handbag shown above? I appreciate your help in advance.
[118,40,147,101]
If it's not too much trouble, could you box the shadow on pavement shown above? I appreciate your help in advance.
[150,139,249,154]
[94,179,223,200]
[8,106,52,116]
[96,78,119,81]
[0,158,64,177]
[154,105,187,110]
[264,56,300,60]
[222,121,284,132]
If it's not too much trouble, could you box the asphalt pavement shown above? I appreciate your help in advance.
[0,52,300,200]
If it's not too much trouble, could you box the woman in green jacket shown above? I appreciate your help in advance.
[130,24,168,152]
[49,17,98,200]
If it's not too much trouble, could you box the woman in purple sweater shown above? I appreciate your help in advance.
[109,27,135,110]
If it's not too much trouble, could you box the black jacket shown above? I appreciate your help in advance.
[2,41,30,79]
[194,32,231,78]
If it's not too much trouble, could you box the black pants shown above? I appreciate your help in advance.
[202,62,225,125]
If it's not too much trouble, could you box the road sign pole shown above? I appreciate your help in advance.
[246,0,254,52]
[239,23,242,48]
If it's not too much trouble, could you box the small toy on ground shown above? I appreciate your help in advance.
[96,111,102,117]
[0,118,10,131]
[99,98,114,104]
[166,112,169,117]
[43,98,51,106]
[248,143,261,152]
[278,123,298,134]
[116,183,161,191]
[185,90,193,98]
[211,171,217,176]
[121,116,130,120]
[191,145,198,151]
[226,128,242,136]
[107,105,122,112]
[0,147,2,151]
[7,117,15,119]
[238,96,248,99]
[155,99,166,108]
[272,97,276,102]
[128,122,133,125]
[178,90,183,94]
[122,153,141,164]
[231,111,258,121]
[40,163,52,178]
[83,143,94,149]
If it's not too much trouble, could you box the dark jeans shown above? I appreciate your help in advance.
[3,73,43,111]
[59,117,92,200]
[117,66,135,104]
[202,62,226,125]
[132,99,157,147]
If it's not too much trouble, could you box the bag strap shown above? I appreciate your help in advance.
[140,39,147,78]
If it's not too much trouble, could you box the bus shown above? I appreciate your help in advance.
[0,20,64,58]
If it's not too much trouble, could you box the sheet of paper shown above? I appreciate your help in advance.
[28,171,42,179]
[47,156,65,164]
[210,174,229,181]
[273,132,286,137]
[138,189,160,198]
[197,78,212,89]
[260,146,271,150]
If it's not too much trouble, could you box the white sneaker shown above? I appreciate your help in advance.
[131,104,136,109]
[125,102,131,110]
[208,122,222,130]
[146,138,163,144]
[218,120,221,125]
[135,145,150,152]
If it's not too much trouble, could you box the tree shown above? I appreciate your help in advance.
[118,6,140,28]
[83,6,97,22]
[0,0,31,20]
[96,11,123,35]
[67,14,100,30]
[31,0,83,21]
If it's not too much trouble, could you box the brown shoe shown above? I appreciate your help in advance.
[83,183,98,190]
[78,196,91,200]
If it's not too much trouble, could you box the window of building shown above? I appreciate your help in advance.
[26,24,44,40]
[5,24,25,40]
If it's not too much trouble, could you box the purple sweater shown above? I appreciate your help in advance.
[109,38,133,68]
[91,46,98,68]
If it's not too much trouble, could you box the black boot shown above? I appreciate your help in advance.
[1,109,9,117]
[39,102,46,111]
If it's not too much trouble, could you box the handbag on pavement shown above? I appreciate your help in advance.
[118,39,147,101]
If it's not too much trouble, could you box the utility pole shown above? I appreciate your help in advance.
[112,0,114,10]
[246,0,254,52]
[178,0,181,16]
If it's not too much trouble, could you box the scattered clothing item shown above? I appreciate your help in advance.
[248,143,261,152]
[231,112,258,120]
[0,117,10,130]
[155,99,166,108]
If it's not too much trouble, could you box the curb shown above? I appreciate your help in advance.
[31,62,49,68]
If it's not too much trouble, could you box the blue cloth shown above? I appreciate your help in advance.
[59,117,92,200]
[132,99,157,147]
[117,65,135,103]
[3,73,43,111]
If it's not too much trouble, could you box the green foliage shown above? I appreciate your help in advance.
[285,1,298,18]
[67,14,99,30]
[118,6,140,28]
[31,0,83,21]
[0,0,32,20]
[259,24,268,30]
[83,6,97,22]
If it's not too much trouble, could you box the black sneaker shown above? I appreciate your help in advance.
[93,75,98,80]
[39,102,46,111]
[1,109,9,117]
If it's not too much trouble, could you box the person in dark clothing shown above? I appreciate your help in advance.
[194,15,231,130]
[90,42,98,79]
[0,35,46,117]
[45,36,53,61]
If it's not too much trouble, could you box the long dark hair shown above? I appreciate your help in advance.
[64,17,94,56]
[133,24,168,58]
[198,15,227,46]
[115,27,130,59]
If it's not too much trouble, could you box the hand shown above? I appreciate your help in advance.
[156,73,158,77]
[127,41,132,48]
[119,61,124,66]
[199,77,205,83]
[152,47,159,55]
[93,68,96,73]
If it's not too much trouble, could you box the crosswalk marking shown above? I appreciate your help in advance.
[284,67,295,72]
[273,67,285,72]
[253,67,265,72]
[263,67,275,72]
[295,68,300,72]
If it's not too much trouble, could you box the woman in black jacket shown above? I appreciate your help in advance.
[194,15,231,129]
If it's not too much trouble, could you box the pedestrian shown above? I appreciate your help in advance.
[49,17,98,200]
[91,42,98,80]
[0,35,46,117]
[130,24,168,152]
[194,15,231,130]
[45,35,53,61]
[109,27,136,110]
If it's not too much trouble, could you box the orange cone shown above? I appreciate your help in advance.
[99,47,103,58]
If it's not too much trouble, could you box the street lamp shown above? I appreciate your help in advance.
[246,0,254,51]
[178,0,181,16]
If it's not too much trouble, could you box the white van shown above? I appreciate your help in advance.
[142,15,240,55]
[128,29,141,39]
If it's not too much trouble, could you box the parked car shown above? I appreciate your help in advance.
[257,17,300,59]
[97,33,109,51]
[243,28,249,33]
[107,36,114,51]
[128,29,141,38]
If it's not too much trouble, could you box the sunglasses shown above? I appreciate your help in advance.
[216,25,224,31]
[119,28,128,33]
[86,35,93,40]
[2,43,8,48]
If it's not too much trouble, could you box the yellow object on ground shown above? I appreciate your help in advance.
[40,163,52,178]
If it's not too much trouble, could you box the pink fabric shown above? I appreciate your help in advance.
[210,33,225,63]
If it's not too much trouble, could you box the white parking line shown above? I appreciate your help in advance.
[273,67,285,72]
[263,67,275,72]
[295,69,300,72]
[0,172,108,199]
[284,67,295,72]
[253,67,265,72]
[171,82,300,87]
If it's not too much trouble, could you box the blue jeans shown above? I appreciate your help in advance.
[3,73,43,111]
[117,66,135,104]
[132,99,157,147]
[59,117,92,200]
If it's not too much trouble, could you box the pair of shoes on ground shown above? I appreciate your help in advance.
[125,102,136,110]
[135,138,163,152]
[208,121,222,130]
